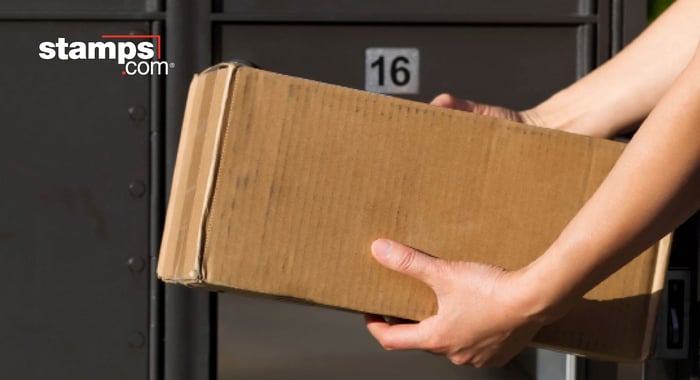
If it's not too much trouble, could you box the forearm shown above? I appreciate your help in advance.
[522,42,700,322]
[524,0,700,138]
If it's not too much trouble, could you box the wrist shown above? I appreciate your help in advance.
[522,86,636,138]
[518,107,547,128]
[520,94,583,134]
[506,257,580,326]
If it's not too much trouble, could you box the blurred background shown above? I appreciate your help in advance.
[1,1,697,380]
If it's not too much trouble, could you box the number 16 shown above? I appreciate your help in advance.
[370,55,411,86]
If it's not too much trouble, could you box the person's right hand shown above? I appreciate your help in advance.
[365,239,552,367]
[430,93,544,127]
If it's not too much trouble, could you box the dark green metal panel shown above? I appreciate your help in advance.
[0,0,148,13]
[0,22,150,380]
[216,24,584,109]
[218,0,592,16]
[214,20,588,380]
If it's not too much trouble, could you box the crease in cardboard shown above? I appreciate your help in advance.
[198,64,239,282]
[181,70,223,282]
[186,68,223,282]
[160,72,204,283]
[173,78,201,281]
[157,63,238,284]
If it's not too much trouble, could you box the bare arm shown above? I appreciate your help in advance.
[436,0,700,138]
[521,41,700,320]
[527,0,700,137]
[366,23,700,369]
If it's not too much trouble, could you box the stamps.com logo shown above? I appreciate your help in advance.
[38,34,174,76]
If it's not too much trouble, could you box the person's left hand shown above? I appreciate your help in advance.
[365,239,546,367]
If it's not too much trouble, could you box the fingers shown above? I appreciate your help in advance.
[430,93,478,112]
[371,239,444,288]
[365,314,433,351]
[430,93,455,107]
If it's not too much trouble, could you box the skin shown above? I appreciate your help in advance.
[365,0,700,367]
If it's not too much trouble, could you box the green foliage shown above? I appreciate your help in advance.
[648,0,675,22]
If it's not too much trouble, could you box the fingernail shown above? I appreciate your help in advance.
[372,239,392,259]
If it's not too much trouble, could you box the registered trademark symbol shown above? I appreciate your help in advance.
[169,62,175,68]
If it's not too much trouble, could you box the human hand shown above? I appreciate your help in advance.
[430,93,544,127]
[365,239,545,367]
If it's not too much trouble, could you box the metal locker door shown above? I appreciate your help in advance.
[213,14,592,380]
[0,21,151,380]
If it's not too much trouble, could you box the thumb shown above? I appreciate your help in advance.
[371,239,443,288]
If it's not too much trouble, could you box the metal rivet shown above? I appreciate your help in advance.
[129,181,147,198]
[128,331,145,349]
[127,257,146,273]
[128,106,147,122]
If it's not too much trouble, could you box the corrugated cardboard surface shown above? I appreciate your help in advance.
[158,63,670,362]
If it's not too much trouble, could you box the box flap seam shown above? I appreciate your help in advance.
[197,64,240,282]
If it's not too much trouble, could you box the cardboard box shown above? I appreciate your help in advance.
[158,63,671,362]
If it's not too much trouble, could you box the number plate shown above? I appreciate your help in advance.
[365,47,419,94]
